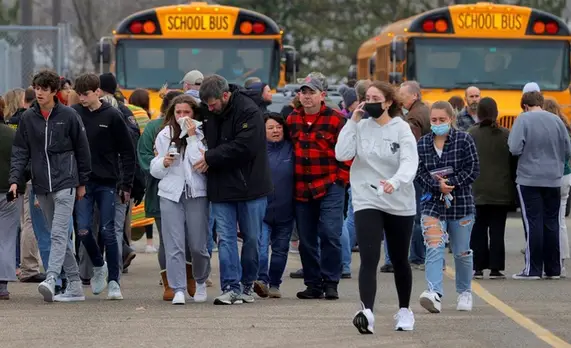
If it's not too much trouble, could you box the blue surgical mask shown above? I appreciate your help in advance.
[431,123,450,136]
[233,68,244,75]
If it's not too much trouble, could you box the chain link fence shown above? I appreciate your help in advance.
[0,24,71,95]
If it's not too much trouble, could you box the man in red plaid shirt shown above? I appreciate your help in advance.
[287,77,350,300]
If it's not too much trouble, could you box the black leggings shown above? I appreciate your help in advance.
[355,209,414,310]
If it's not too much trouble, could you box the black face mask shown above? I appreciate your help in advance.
[364,102,384,119]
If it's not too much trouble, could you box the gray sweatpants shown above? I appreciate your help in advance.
[0,195,22,282]
[37,188,80,281]
[160,196,210,291]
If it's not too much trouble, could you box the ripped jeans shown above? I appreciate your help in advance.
[422,214,474,297]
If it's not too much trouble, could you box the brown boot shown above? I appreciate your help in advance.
[185,262,196,297]
[160,270,174,301]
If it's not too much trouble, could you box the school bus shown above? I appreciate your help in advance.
[356,2,571,128]
[97,1,299,118]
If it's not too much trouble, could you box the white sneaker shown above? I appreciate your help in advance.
[145,245,157,253]
[193,283,207,303]
[457,291,473,311]
[92,262,108,295]
[394,308,415,331]
[561,267,567,279]
[38,276,57,302]
[353,303,374,334]
[419,290,442,313]
[172,291,186,305]
[107,281,123,300]
[54,280,85,302]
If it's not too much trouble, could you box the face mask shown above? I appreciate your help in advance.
[233,68,244,75]
[402,107,409,115]
[431,123,450,136]
[364,102,384,119]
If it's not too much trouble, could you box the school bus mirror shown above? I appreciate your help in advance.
[389,72,403,84]
[94,42,111,64]
[285,52,300,73]
[390,41,405,62]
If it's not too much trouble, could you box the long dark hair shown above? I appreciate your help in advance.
[162,94,201,152]
[477,97,498,127]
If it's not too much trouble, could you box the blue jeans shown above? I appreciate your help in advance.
[423,214,474,297]
[384,239,391,265]
[258,219,294,288]
[29,188,73,285]
[207,203,215,256]
[340,187,355,274]
[74,183,120,283]
[212,196,268,293]
[409,182,425,264]
[296,183,345,286]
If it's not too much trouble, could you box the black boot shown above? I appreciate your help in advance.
[324,283,339,300]
[296,285,323,299]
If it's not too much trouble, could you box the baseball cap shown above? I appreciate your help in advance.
[300,77,324,92]
[523,82,540,93]
[180,70,204,85]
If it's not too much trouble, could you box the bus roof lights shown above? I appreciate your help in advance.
[129,21,143,34]
[252,22,266,34]
[143,21,156,34]
[240,21,253,34]
[533,21,545,34]
[435,19,448,32]
[546,22,559,34]
[422,20,435,32]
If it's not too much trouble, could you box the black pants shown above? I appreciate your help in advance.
[518,185,561,277]
[471,205,508,271]
[355,209,414,310]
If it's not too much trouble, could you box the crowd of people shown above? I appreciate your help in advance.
[1,67,570,335]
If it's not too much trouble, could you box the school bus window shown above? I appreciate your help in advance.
[115,39,277,90]
[138,49,165,69]
[410,38,569,91]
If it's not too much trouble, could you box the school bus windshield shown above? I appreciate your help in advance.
[408,38,570,91]
[115,39,280,90]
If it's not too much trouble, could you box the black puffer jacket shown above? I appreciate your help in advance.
[9,98,91,194]
[203,84,273,202]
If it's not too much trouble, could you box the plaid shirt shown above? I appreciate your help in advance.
[416,128,480,220]
[287,103,350,201]
[457,108,476,131]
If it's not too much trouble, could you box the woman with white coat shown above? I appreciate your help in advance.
[150,94,210,305]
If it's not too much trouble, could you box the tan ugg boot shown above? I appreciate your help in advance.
[160,270,174,301]
[185,262,196,297]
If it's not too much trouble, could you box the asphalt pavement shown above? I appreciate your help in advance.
[1,215,571,348]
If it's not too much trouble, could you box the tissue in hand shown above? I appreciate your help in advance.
[177,117,203,139]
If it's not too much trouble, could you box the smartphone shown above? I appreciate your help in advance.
[169,152,180,159]
[6,191,16,202]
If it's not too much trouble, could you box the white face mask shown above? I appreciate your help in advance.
[177,117,203,139]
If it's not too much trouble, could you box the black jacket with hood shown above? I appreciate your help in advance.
[72,101,136,192]
[6,108,26,128]
[203,84,273,202]
[9,98,91,194]
[243,85,270,113]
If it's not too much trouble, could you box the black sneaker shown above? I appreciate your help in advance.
[80,278,90,286]
[341,273,352,279]
[324,283,339,300]
[296,286,324,299]
[473,270,484,279]
[380,264,394,273]
[290,268,304,279]
[489,270,506,279]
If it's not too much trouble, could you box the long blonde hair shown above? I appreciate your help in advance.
[4,88,25,118]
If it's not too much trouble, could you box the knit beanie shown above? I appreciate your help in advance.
[338,85,357,109]
[99,73,118,95]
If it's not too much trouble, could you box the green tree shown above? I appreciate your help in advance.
[0,0,19,25]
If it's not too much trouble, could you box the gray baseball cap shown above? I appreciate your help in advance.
[300,77,324,92]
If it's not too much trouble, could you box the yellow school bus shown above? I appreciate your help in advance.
[357,2,571,128]
[97,1,299,118]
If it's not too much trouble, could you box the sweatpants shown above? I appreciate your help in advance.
[0,195,22,282]
[155,218,192,270]
[160,196,210,292]
[37,188,80,281]
[518,185,561,277]
[354,209,414,310]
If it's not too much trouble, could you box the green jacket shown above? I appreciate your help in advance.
[468,123,517,206]
[137,118,163,218]
[0,124,26,194]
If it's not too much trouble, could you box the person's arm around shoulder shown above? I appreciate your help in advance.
[386,121,419,191]
[69,109,92,195]
[150,130,171,180]
[508,114,526,156]
[204,106,263,168]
